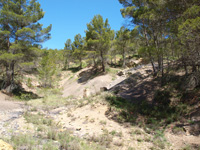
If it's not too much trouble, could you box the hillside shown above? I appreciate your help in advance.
[0,64,199,150]
[1,0,200,149]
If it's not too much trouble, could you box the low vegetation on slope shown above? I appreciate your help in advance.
[0,0,200,149]
[1,66,200,150]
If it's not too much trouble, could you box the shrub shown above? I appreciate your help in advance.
[8,134,40,150]
[153,90,171,106]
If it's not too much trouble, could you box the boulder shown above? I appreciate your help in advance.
[184,123,200,136]
[182,72,200,91]
[100,87,108,92]
[126,61,135,68]
[127,58,143,68]
[117,71,124,76]
[2,84,18,94]
[83,88,91,98]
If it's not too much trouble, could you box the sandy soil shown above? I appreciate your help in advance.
[165,132,200,149]
[50,102,154,150]
[0,92,23,112]
[49,100,200,150]
[61,67,115,98]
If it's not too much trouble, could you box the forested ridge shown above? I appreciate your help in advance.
[0,0,200,150]
[1,0,199,91]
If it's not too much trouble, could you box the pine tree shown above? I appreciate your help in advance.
[115,26,130,68]
[86,15,113,72]
[0,0,51,92]
[38,50,58,88]
[119,0,200,75]
[178,5,200,72]
[71,34,85,69]
[63,39,72,69]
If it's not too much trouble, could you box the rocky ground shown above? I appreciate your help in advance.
[0,64,200,150]
[61,64,154,99]
[0,92,32,138]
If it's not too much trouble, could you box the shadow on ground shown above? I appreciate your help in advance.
[108,72,159,102]
[13,86,40,101]
[105,73,200,136]
[77,67,104,84]
[67,67,82,73]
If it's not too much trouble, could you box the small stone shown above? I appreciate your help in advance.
[117,71,124,76]
[100,87,108,92]
[76,128,81,131]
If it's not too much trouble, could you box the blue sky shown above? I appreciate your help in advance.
[38,0,125,49]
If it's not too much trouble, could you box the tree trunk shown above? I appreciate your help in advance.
[143,25,156,74]
[161,53,164,77]
[67,61,70,69]
[100,50,105,72]
[4,61,15,92]
[64,58,67,70]
[166,50,170,71]
[150,57,156,74]
[93,56,96,67]
[122,48,126,68]
[192,64,197,72]
[2,34,16,92]
[170,39,174,58]
[79,58,82,69]
[183,60,188,75]
[114,55,117,68]
[153,30,161,72]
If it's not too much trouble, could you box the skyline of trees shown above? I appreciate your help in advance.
[0,0,199,90]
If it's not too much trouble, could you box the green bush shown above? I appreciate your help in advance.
[153,90,171,106]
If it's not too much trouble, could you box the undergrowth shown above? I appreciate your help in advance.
[105,93,191,131]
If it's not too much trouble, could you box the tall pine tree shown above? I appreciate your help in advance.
[63,39,72,69]
[115,26,130,68]
[0,0,51,92]
[86,15,113,72]
[72,34,85,69]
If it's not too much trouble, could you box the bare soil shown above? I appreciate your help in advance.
[0,92,23,112]
[61,67,113,98]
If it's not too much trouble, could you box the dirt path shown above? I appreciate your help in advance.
[0,92,26,138]
[0,92,23,112]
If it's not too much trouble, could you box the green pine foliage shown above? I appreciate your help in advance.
[0,0,51,91]
[72,34,86,69]
[1,0,199,93]
[115,26,131,67]
[38,50,59,88]
[119,0,200,75]
[63,39,73,69]
[85,15,114,72]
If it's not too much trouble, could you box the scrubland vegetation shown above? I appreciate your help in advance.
[0,0,200,150]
